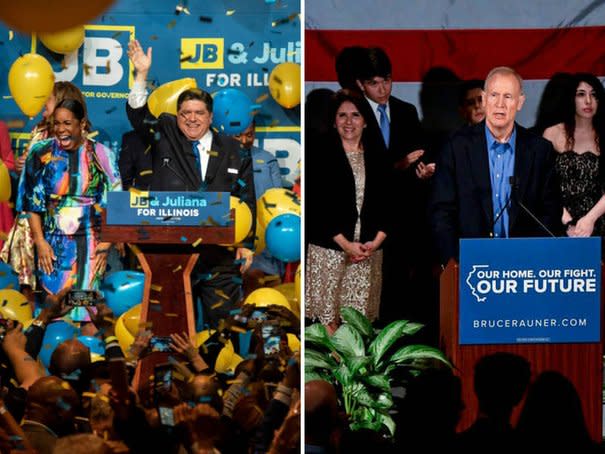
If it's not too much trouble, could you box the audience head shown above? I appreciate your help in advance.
[234,119,256,150]
[483,66,525,134]
[305,380,340,446]
[335,46,367,90]
[49,339,91,380]
[473,352,530,418]
[305,88,335,140]
[25,376,79,436]
[356,47,393,105]
[43,81,88,124]
[180,374,223,414]
[53,433,110,454]
[516,371,593,448]
[459,79,486,125]
[176,88,214,141]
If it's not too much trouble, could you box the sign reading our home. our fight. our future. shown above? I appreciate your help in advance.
[0,0,300,187]
[459,238,601,345]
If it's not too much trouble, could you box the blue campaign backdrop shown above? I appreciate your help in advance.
[459,238,601,345]
[0,0,300,186]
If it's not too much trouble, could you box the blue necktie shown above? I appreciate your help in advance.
[378,104,390,146]
[191,140,202,179]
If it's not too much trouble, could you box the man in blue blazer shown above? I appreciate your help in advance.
[430,66,563,267]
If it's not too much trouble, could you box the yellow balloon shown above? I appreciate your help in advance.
[269,62,301,109]
[148,78,198,118]
[287,333,300,352]
[294,264,301,300]
[0,161,11,203]
[274,282,299,318]
[115,314,135,354]
[195,329,235,352]
[253,220,266,254]
[221,196,253,246]
[0,290,33,323]
[215,348,243,375]
[244,287,292,311]
[0,1,116,33]
[122,303,141,336]
[39,26,85,54]
[257,188,301,228]
[8,54,55,118]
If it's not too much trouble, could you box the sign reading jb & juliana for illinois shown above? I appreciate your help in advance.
[106,191,230,227]
[459,238,601,345]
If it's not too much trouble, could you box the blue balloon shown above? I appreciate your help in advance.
[265,214,301,263]
[77,335,105,356]
[100,271,145,317]
[39,321,80,368]
[0,262,19,290]
[212,88,254,135]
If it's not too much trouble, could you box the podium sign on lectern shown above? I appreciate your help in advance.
[440,237,603,441]
[459,237,601,345]
[101,191,234,391]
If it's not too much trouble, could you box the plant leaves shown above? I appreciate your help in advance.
[305,348,337,370]
[340,307,373,338]
[376,412,396,437]
[375,392,393,410]
[368,320,410,367]
[331,324,365,358]
[304,369,331,383]
[334,363,354,386]
[363,374,391,392]
[402,322,424,336]
[345,356,372,378]
[390,344,452,368]
[305,323,333,350]
[350,420,383,432]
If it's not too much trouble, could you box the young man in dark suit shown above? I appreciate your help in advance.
[430,66,563,266]
[354,47,436,336]
[125,40,255,328]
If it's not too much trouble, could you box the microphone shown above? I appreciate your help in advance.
[491,190,512,238]
[162,156,190,191]
[509,176,556,238]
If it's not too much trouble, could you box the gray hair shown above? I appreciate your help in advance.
[484,66,524,95]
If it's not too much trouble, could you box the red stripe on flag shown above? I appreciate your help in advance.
[306,27,605,82]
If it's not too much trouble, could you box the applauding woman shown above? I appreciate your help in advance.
[543,73,605,238]
[305,89,390,333]
[19,99,121,307]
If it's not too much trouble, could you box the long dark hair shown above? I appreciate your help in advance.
[562,73,605,153]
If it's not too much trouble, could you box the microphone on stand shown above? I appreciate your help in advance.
[162,157,190,191]
[509,176,556,238]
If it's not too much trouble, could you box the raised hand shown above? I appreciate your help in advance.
[127,39,152,81]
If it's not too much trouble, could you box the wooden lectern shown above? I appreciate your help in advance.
[100,210,234,391]
[440,260,603,440]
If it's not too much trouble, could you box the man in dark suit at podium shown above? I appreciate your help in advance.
[125,39,255,328]
[430,66,563,267]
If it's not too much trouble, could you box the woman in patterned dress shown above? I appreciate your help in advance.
[19,98,121,310]
[543,73,605,239]
[305,89,390,333]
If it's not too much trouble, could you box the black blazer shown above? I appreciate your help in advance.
[126,102,256,266]
[430,121,563,265]
[305,131,391,251]
[119,130,153,190]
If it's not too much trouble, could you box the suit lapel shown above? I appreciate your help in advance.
[166,120,201,190]
[466,124,493,225]
[204,132,227,185]
[509,125,533,229]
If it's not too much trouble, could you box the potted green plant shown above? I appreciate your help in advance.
[305,307,452,438]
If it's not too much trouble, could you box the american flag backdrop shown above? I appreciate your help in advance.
[304,0,605,127]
